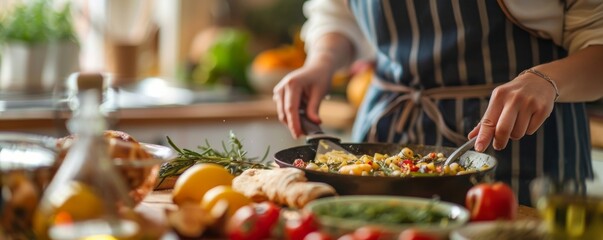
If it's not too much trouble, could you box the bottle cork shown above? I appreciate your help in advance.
[76,72,104,102]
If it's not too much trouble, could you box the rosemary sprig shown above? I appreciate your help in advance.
[157,131,272,187]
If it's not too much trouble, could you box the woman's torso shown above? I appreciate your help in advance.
[347,0,593,205]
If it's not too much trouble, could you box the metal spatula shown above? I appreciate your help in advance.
[299,109,356,161]
[442,137,477,167]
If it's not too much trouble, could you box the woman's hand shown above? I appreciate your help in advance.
[273,33,355,139]
[469,45,603,152]
[273,58,335,139]
[468,71,557,152]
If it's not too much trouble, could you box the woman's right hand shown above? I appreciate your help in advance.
[273,57,335,139]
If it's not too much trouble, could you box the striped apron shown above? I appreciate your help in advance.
[348,0,593,205]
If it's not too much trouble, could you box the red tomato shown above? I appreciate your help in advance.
[227,202,281,240]
[304,231,332,240]
[227,205,261,240]
[286,212,319,240]
[353,226,382,240]
[465,182,518,221]
[398,229,439,240]
[255,202,281,234]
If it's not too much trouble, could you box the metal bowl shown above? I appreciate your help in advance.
[274,143,497,205]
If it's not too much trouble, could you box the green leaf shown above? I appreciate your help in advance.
[0,0,77,43]
[157,132,272,188]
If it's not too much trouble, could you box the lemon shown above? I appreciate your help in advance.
[172,163,234,205]
[201,185,251,218]
[33,181,105,239]
[346,68,373,109]
[53,182,105,221]
[81,235,118,240]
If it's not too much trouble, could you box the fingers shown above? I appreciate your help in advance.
[283,82,303,139]
[493,103,518,150]
[273,70,327,139]
[273,87,286,125]
[475,89,504,152]
[526,105,550,135]
[468,124,480,139]
[475,118,496,152]
[305,89,323,124]
[510,110,531,140]
[273,75,301,139]
[474,76,556,152]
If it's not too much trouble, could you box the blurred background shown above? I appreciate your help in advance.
[0,0,601,178]
[0,0,366,160]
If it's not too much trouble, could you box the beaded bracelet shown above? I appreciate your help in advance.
[519,68,560,102]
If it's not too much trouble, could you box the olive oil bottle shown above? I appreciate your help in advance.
[33,90,139,240]
[539,194,603,240]
[533,176,603,240]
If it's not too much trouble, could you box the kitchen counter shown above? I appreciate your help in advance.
[0,96,355,134]
[0,96,355,159]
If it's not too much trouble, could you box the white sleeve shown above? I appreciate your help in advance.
[562,0,603,53]
[300,0,376,61]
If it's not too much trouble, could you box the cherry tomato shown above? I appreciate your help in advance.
[465,182,518,221]
[304,231,332,240]
[286,212,319,240]
[227,202,281,240]
[293,159,306,168]
[255,202,281,234]
[353,226,382,240]
[398,229,439,240]
[227,205,260,240]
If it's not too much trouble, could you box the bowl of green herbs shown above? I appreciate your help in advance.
[305,195,469,238]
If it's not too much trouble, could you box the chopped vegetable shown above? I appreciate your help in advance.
[312,201,450,226]
[303,147,476,177]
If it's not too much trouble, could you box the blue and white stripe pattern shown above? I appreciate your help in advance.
[349,0,593,205]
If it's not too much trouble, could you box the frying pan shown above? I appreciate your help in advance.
[274,143,497,205]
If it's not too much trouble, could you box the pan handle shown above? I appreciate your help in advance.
[299,108,341,145]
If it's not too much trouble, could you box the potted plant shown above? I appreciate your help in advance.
[43,3,80,93]
[0,0,78,94]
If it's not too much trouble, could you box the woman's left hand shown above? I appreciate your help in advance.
[468,70,557,152]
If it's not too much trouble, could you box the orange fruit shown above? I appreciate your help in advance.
[172,164,234,205]
[347,68,373,108]
[252,46,306,71]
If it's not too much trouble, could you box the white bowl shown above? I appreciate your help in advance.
[450,220,546,240]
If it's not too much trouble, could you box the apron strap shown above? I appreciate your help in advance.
[369,76,501,145]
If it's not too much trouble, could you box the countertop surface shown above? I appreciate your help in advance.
[0,96,356,132]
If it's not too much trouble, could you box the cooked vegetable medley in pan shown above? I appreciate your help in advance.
[293,147,488,177]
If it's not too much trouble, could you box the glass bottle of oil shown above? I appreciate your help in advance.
[533,177,603,240]
[33,90,139,240]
